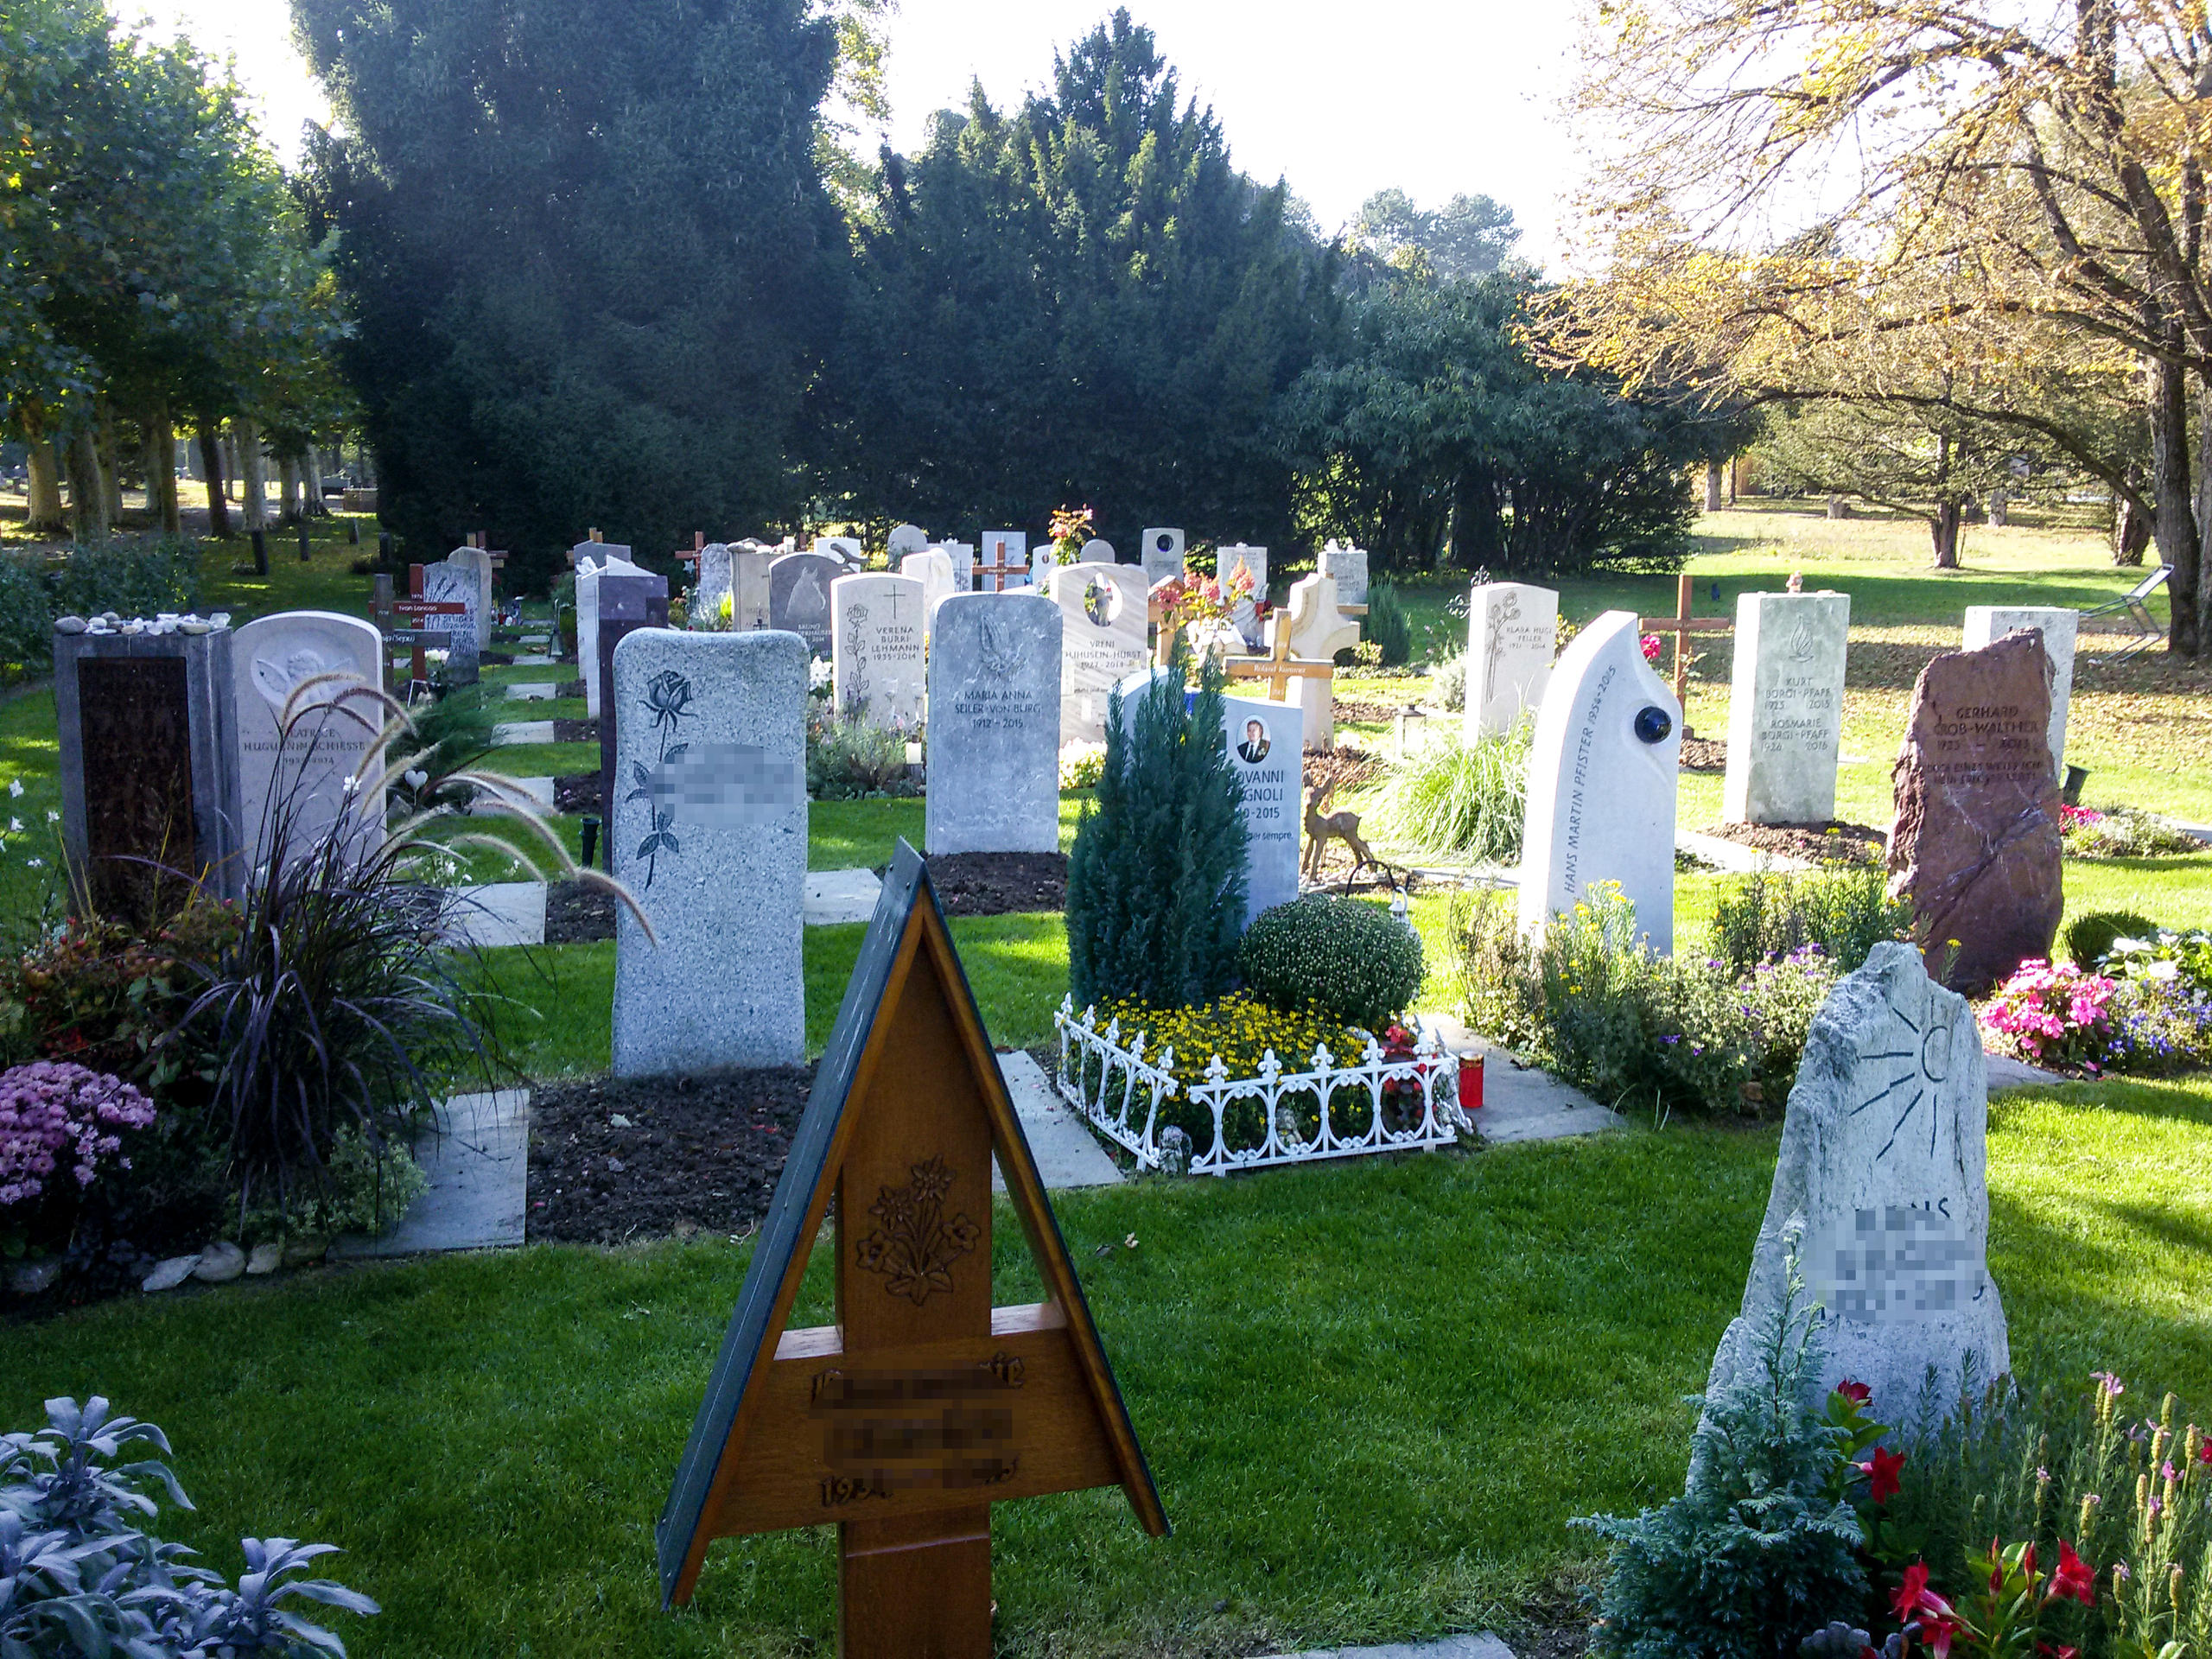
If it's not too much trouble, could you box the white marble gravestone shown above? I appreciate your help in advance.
[692,543,733,626]
[887,523,931,558]
[1319,541,1370,608]
[1217,543,1268,647]
[1465,582,1559,739]
[1049,562,1150,743]
[768,550,842,660]
[1724,591,1852,824]
[1224,691,1300,926]
[576,550,645,717]
[1517,609,1681,952]
[1962,606,2078,779]
[943,539,976,593]
[610,629,806,1075]
[1140,527,1186,588]
[924,594,1062,855]
[899,549,956,634]
[831,572,927,732]
[444,546,495,651]
[1283,573,1360,750]
[1079,537,1116,563]
[980,531,1030,588]
[1704,941,2008,1420]
[232,612,384,868]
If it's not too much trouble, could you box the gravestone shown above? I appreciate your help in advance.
[832,573,928,732]
[899,549,957,633]
[1031,538,1059,585]
[812,535,864,568]
[577,549,645,716]
[1465,582,1559,739]
[55,619,245,917]
[1517,609,1681,951]
[597,571,672,837]
[1223,691,1300,925]
[1887,632,2063,995]
[1140,527,1186,588]
[1282,573,1360,750]
[1049,562,1150,744]
[420,558,482,685]
[611,629,806,1076]
[944,539,976,594]
[1318,541,1370,609]
[768,551,842,660]
[444,545,495,651]
[730,542,774,631]
[1704,941,2008,1421]
[232,612,385,869]
[981,531,1030,588]
[1079,537,1116,563]
[693,543,733,627]
[656,843,1166,1641]
[1722,591,1852,824]
[1962,607,2078,779]
[887,523,932,558]
[925,594,1062,855]
[1216,543,1268,647]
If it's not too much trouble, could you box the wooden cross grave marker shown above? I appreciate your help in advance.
[1226,610,1336,702]
[1638,571,1732,709]
[974,537,1026,594]
[675,531,706,572]
[387,563,466,694]
[658,841,1168,1657]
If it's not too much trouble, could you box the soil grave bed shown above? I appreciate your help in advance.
[526,1068,814,1244]
[1699,818,1888,865]
[1302,744,1382,798]
[553,773,599,814]
[545,880,620,944]
[550,717,598,743]
[1679,735,1726,772]
[921,851,1066,916]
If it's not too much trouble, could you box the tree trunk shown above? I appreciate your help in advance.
[2152,353,2198,654]
[24,439,64,531]
[303,446,326,514]
[1930,501,1963,569]
[1826,495,1849,519]
[197,423,232,538]
[65,428,109,543]
[1703,459,1724,512]
[236,419,268,531]
[96,404,123,525]
[276,452,300,522]
[1987,486,2008,527]
[149,408,180,537]
[2113,493,2151,565]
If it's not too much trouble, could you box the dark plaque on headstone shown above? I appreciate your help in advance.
[596,570,670,862]
[78,658,196,921]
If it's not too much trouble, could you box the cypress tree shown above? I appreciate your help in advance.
[1066,636,1248,1011]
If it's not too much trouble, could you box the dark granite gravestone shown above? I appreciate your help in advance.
[55,623,244,919]
[596,570,670,862]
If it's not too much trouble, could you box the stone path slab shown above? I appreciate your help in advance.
[492,720,555,746]
[1676,827,1813,873]
[1985,1050,2066,1090]
[505,682,559,701]
[446,882,547,947]
[1415,1012,1623,1143]
[993,1050,1123,1191]
[804,868,882,925]
[334,1089,529,1256]
[1266,1636,1516,1659]
[510,652,557,667]
[505,776,556,810]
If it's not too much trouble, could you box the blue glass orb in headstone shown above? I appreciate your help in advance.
[1635,704,1673,745]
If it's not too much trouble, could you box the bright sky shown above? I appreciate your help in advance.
[121,0,1586,267]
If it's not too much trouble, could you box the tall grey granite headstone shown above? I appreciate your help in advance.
[1962,607,2078,779]
[1465,582,1558,738]
[1140,527,1186,588]
[1224,691,1300,925]
[1217,543,1268,647]
[1724,591,1852,824]
[1319,541,1370,608]
[1517,609,1681,952]
[444,546,495,651]
[420,559,481,686]
[925,594,1062,855]
[692,543,733,626]
[1704,941,2008,1420]
[1050,562,1150,743]
[768,551,842,659]
[831,572,926,731]
[232,611,384,868]
[576,549,645,716]
[55,619,245,914]
[610,629,806,1075]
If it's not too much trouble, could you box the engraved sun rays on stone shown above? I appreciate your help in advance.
[855,1156,981,1306]
[1847,982,1955,1162]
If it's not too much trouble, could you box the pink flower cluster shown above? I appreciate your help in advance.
[1981,959,2118,1069]
[1640,633,1664,664]
[2059,803,2105,829]
[0,1061,156,1210]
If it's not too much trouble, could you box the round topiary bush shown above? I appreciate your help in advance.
[2063,909,2159,969]
[1237,893,1424,1032]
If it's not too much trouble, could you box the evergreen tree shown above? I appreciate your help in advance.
[294,0,848,586]
[1066,638,1247,1010]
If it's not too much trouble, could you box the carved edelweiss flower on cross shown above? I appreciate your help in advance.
[855,1156,980,1306]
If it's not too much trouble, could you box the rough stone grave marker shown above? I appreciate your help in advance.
[925,594,1061,855]
[1517,609,1681,951]
[833,573,928,732]
[55,619,245,918]
[1318,541,1370,612]
[1887,632,2063,994]
[1049,562,1150,744]
[887,523,931,558]
[1723,591,1851,824]
[1465,581,1558,739]
[1139,527,1185,589]
[1216,543,1268,647]
[611,629,806,1076]
[1704,941,2008,1419]
[232,611,385,869]
[656,843,1166,1655]
[1282,573,1360,750]
[1223,690,1300,925]
[1962,607,2078,779]
[769,551,842,660]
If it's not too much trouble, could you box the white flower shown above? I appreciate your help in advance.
[26,857,43,868]
[2146,960,2180,982]
[5,779,19,798]
[809,657,833,689]
[42,810,55,824]
[6,817,20,833]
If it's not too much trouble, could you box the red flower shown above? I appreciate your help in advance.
[1838,1381,1872,1406]
[1861,1445,1905,1503]
[2198,1440,2212,1466]
[1891,1562,1932,1622]
[2038,1646,2079,1659]
[2050,1540,2095,1606]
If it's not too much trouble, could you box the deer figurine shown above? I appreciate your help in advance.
[1302,780,1387,886]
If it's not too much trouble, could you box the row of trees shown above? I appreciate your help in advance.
[1546,0,2212,654]
[3,0,349,543]
[293,1,1723,588]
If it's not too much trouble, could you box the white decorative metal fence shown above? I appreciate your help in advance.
[1054,996,1469,1176]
